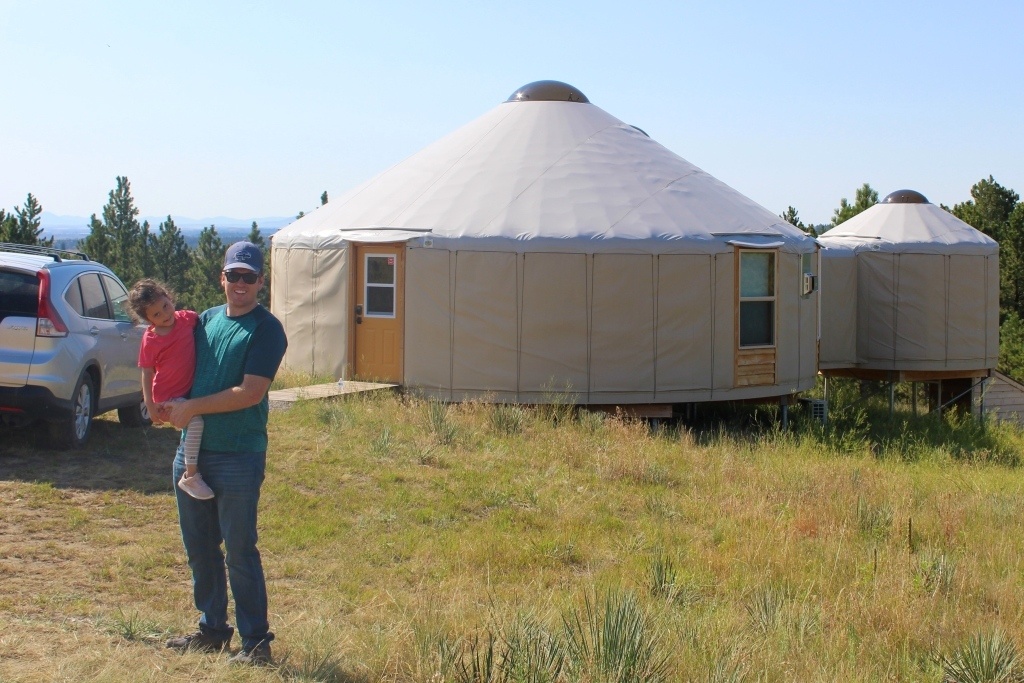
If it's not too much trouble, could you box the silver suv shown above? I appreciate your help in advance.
[0,243,150,448]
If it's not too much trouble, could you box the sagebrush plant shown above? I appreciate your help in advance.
[2,385,1024,682]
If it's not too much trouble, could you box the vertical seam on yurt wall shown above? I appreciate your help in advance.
[311,249,319,376]
[277,247,289,363]
[516,253,524,401]
[892,254,899,369]
[944,255,950,366]
[653,255,660,395]
[986,255,992,364]
[711,253,720,399]
[797,253,803,383]
[450,251,458,400]
[650,255,658,401]
[586,254,593,403]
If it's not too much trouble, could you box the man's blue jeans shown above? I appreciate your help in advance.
[173,447,273,650]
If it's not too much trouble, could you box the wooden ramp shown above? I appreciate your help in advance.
[268,381,398,411]
[978,371,1024,425]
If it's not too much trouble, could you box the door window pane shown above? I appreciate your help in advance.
[64,279,85,316]
[367,256,395,285]
[740,252,774,297]
[101,275,131,322]
[79,274,111,319]
[366,286,395,315]
[740,301,774,346]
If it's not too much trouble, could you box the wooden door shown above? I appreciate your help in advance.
[353,244,404,382]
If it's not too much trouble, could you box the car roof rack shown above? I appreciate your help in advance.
[0,242,91,262]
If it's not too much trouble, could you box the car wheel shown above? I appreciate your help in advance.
[49,373,94,449]
[118,399,153,428]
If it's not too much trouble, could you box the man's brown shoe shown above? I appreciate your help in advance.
[165,630,232,653]
[228,642,272,666]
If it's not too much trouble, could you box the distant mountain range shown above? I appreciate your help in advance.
[39,211,294,238]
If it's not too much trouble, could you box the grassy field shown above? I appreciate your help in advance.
[1,378,1023,682]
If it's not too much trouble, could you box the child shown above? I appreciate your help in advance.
[127,279,214,500]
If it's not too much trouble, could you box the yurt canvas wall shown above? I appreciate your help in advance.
[818,190,999,375]
[399,245,818,403]
[271,81,819,404]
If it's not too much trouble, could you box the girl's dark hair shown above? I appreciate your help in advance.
[127,279,175,324]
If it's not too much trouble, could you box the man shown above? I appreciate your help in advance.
[163,241,287,666]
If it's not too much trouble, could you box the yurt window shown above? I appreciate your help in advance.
[364,254,396,317]
[739,250,775,347]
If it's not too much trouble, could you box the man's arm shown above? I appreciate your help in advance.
[165,374,273,429]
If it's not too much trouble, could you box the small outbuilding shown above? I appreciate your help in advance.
[271,80,819,405]
[818,189,999,385]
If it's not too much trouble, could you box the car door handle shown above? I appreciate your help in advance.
[120,332,129,340]
[90,327,100,336]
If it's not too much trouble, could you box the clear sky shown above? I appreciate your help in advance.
[1,0,1021,227]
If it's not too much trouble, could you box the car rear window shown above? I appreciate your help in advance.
[0,269,39,318]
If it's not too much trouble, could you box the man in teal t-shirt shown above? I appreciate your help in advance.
[164,241,287,666]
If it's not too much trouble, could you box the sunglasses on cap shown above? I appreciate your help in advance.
[223,270,260,284]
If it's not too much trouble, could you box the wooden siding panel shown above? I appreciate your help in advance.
[735,348,776,386]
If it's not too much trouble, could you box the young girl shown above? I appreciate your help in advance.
[128,279,214,500]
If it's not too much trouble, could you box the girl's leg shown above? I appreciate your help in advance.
[183,415,205,476]
[178,415,213,500]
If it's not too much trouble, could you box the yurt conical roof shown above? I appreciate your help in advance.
[275,80,813,255]
[818,189,997,255]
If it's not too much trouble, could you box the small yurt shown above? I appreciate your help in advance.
[818,189,999,380]
[272,80,819,405]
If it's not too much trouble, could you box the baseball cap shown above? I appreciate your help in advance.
[223,241,264,273]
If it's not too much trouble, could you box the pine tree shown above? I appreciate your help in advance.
[79,214,113,264]
[831,183,878,227]
[185,225,226,312]
[952,176,1022,317]
[138,220,153,279]
[9,193,52,245]
[321,191,329,206]
[781,206,815,235]
[103,176,145,283]
[246,221,271,307]
[149,216,191,299]
[0,209,14,242]
[79,177,145,281]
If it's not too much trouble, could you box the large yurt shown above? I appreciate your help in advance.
[271,80,819,405]
[818,189,999,380]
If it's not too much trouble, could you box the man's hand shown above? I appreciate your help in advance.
[165,399,197,430]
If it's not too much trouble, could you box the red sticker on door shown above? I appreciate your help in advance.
[387,257,394,265]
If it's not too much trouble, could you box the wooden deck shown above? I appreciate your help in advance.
[268,381,398,411]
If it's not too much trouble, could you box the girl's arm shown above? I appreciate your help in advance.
[141,367,162,424]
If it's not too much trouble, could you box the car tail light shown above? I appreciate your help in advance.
[36,269,68,337]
